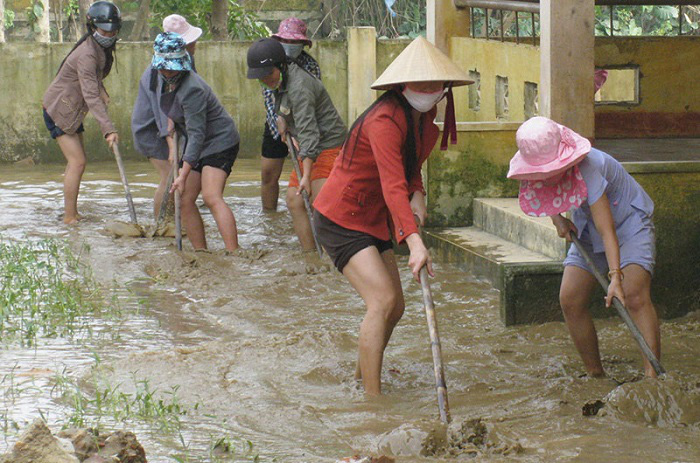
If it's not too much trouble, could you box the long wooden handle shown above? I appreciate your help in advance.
[569,231,665,376]
[173,134,182,251]
[420,266,451,424]
[284,136,323,258]
[112,144,138,224]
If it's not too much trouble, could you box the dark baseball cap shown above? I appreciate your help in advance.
[247,38,287,79]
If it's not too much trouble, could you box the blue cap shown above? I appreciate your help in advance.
[152,32,192,71]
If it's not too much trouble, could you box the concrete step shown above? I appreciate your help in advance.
[473,198,567,260]
[425,227,564,325]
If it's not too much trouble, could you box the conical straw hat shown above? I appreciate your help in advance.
[371,36,473,90]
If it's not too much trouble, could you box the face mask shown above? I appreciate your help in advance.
[281,43,304,60]
[402,87,446,113]
[93,31,118,48]
[161,72,185,88]
[260,72,283,91]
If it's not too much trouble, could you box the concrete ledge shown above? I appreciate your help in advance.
[435,121,523,132]
[473,198,567,260]
[622,160,700,174]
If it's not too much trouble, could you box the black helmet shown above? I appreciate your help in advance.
[246,38,287,79]
[87,1,121,32]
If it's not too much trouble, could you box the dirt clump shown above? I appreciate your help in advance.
[0,420,147,463]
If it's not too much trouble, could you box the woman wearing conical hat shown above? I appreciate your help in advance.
[312,36,472,395]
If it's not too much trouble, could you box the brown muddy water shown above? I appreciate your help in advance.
[1,159,699,462]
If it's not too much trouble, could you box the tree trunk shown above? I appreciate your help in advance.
[78,0,90,30]
[0,0,5,43]
[211,0,228,41]
[129,0,152,41]
[54,0,64,42]
[36,0,51,42]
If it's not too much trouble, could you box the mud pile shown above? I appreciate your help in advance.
[0,420,146,463]
[376,418,524,459]
[604,375,700,426]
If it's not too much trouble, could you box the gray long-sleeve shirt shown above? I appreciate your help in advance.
[275,63,347,161]
[131,66,169,159]
[160,72,240,165]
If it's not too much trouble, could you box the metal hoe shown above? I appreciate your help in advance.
[569,231,665,376]
[111,143,138,224]
[173,133,183,251]
[283,135,323,258]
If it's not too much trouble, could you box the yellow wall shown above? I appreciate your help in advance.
[449,37,540,123]
[595,37,699,114]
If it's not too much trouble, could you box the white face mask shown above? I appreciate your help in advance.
[402,87,446,113]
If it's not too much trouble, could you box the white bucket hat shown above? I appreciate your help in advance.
[163,14,202,44]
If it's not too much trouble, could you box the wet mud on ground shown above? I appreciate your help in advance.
[1,160,699,462]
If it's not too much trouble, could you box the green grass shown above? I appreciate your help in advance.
[0,238,118,345]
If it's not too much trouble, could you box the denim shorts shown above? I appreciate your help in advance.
[564,224,656,276]
[43,108,84,139]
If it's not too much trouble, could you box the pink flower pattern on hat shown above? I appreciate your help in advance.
[519,166,588,217]
[272,17,312,46]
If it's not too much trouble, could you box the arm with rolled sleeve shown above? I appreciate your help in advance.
[366,112,419,244]
[288,84,321,161]
[180,85,208,166]
[76,50,115,137]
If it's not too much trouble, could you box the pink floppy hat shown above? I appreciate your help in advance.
[163,14,202,44]
[272,17,312,47]
[507,116,591,181]
[594,69,609,93]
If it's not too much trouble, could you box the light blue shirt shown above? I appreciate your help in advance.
[574,148,654,252]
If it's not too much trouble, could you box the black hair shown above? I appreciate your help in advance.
[341,88,418,184]
[55,24,117,78]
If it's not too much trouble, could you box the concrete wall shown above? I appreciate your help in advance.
[595,37,700,138]
[450,37,540,123]
[427,37,539,227]
[0,37,408,163]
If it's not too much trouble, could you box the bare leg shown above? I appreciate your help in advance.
[355,249,405,381]
[559,265,603,376]
[200,166,238,252]
[56,133,86,224]
[150,158,172,219]
[261,157,285,211]
[285,178,327,251]
[343,247,405,395]
[621,264,660,377]
[180,170,206,250]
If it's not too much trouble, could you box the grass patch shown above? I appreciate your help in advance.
[0,238,119,345]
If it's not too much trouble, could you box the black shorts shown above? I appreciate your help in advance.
[313,210,393,273]
[184,144,239,177]
[261,121,288,159]
[43,108,84,139]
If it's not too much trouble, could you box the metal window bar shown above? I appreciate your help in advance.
[500,9,505,41]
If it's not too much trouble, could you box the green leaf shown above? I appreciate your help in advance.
[33,2,44,18]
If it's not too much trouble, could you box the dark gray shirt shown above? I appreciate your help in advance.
[131,66,169,159]
[160,72,240,165]
[275,63,347,161]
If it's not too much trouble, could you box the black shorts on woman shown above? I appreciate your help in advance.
[313,210,393,273]
[180,143,239,177]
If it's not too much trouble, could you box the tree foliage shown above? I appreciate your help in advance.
[320,0,426,39]
[149,0,268,40]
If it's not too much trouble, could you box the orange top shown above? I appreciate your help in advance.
[313,99,438,244]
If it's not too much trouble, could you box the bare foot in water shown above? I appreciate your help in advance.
[63,215,80,225]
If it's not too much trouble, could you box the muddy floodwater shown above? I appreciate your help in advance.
[1,159,699,462]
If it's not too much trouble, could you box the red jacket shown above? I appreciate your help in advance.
[314,99,438,244]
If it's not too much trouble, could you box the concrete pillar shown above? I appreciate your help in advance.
[347,26,377,123]
[427,0,470,53]
[540,0,595,137]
